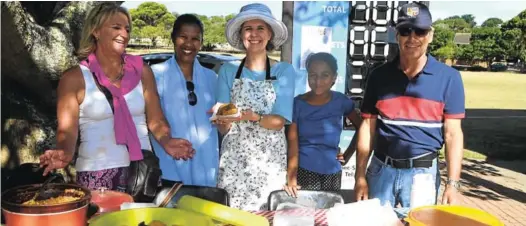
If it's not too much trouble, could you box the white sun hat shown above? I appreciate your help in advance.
[225,3,288,51]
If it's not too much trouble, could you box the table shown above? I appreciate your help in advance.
[252,209,329,226]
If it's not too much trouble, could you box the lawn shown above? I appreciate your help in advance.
[462,72,526,109]
[444,72,526,160]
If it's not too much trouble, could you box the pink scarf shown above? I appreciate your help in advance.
[80,53,144,161]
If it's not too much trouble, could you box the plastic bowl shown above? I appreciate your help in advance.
[88,207,215,226]
[405,205,504,226]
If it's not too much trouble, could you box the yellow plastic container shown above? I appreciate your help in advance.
[177,195,269,226]
[88,207,215,226]
[405,205,504,226]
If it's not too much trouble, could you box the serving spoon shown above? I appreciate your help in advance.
[32,174,60,201]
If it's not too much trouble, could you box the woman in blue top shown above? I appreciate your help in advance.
[150,14,219,187]
[284,52,362,197]
[214,3,296,210]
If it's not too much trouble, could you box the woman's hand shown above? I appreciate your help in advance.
[213,116,242,125]
[337,153,346,165]
[283,179,301,198]
[214,109,259,123]
[241,109,259,121]
[209,104,239,125]
[161,138,195,160]
[39,149,74,176]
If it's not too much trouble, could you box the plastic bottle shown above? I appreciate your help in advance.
[410,173,436,209]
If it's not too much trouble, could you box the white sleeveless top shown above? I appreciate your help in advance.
[76,65,152,172]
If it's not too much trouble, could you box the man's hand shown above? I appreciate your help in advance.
[39,149,73,176]
[354,177,369,201]
[442,186,462,205]
[162,138,194,160]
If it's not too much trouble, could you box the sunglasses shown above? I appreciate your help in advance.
[397,27,431,37]
[186,81,197,106]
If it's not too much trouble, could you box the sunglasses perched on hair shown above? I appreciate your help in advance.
[397,27,431,37]
[186,81,197,106]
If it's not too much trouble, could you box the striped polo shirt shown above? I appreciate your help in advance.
[361,55,465,159]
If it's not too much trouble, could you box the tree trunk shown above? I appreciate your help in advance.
[1,2,97,104]
[1,2,119,180]
[151,37,158,48]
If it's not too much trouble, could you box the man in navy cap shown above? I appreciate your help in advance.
[354,2,465,211]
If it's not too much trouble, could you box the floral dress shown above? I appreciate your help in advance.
[218,58,287,211]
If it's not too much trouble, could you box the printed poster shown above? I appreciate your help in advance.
[300,25,333,70]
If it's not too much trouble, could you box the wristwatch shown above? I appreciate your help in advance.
[446,179,462,190]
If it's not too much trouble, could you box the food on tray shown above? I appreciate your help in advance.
[22,189,84,206]
[216,103,238,116]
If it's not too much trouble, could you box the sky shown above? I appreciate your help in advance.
[122,1,526,25]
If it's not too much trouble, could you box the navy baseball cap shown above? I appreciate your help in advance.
[396,2,432,30]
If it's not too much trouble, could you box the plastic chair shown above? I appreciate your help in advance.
[267,190,345,211]
[155,181,230,207]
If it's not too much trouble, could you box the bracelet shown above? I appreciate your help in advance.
[446,179,462,190]
[258,114,263,123]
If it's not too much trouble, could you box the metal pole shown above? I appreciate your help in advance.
[280,1,294,63]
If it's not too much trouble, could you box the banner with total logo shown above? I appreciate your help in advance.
[291,1,357,189]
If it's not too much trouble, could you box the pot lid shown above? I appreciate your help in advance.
[90,188,134,213]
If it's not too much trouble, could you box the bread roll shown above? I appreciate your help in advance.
[217,103,238,116]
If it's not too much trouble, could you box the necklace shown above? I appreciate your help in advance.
[109,62,124,83]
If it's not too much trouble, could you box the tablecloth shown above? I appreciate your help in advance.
[251,209,328,226]
[252,208,408,226]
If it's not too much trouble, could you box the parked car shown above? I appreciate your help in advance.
[490,62,508,72]
[140,52,173,66]
[140,52,241,73]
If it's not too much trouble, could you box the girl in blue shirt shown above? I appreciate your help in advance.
[284,52,362,197]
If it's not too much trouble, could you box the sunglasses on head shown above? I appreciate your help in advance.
[186,81,197,106]
[398,27,431,37]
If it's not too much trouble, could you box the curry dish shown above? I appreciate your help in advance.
[22,189,84,206]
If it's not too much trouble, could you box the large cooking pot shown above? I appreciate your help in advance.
[1,183,91,226]
[405,205,504,226]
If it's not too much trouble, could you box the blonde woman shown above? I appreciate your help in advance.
[39,3,193,192]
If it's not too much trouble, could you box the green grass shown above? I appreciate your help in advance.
[439,149,488,160]
[459,72,526,160]
[462,72,526,109]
